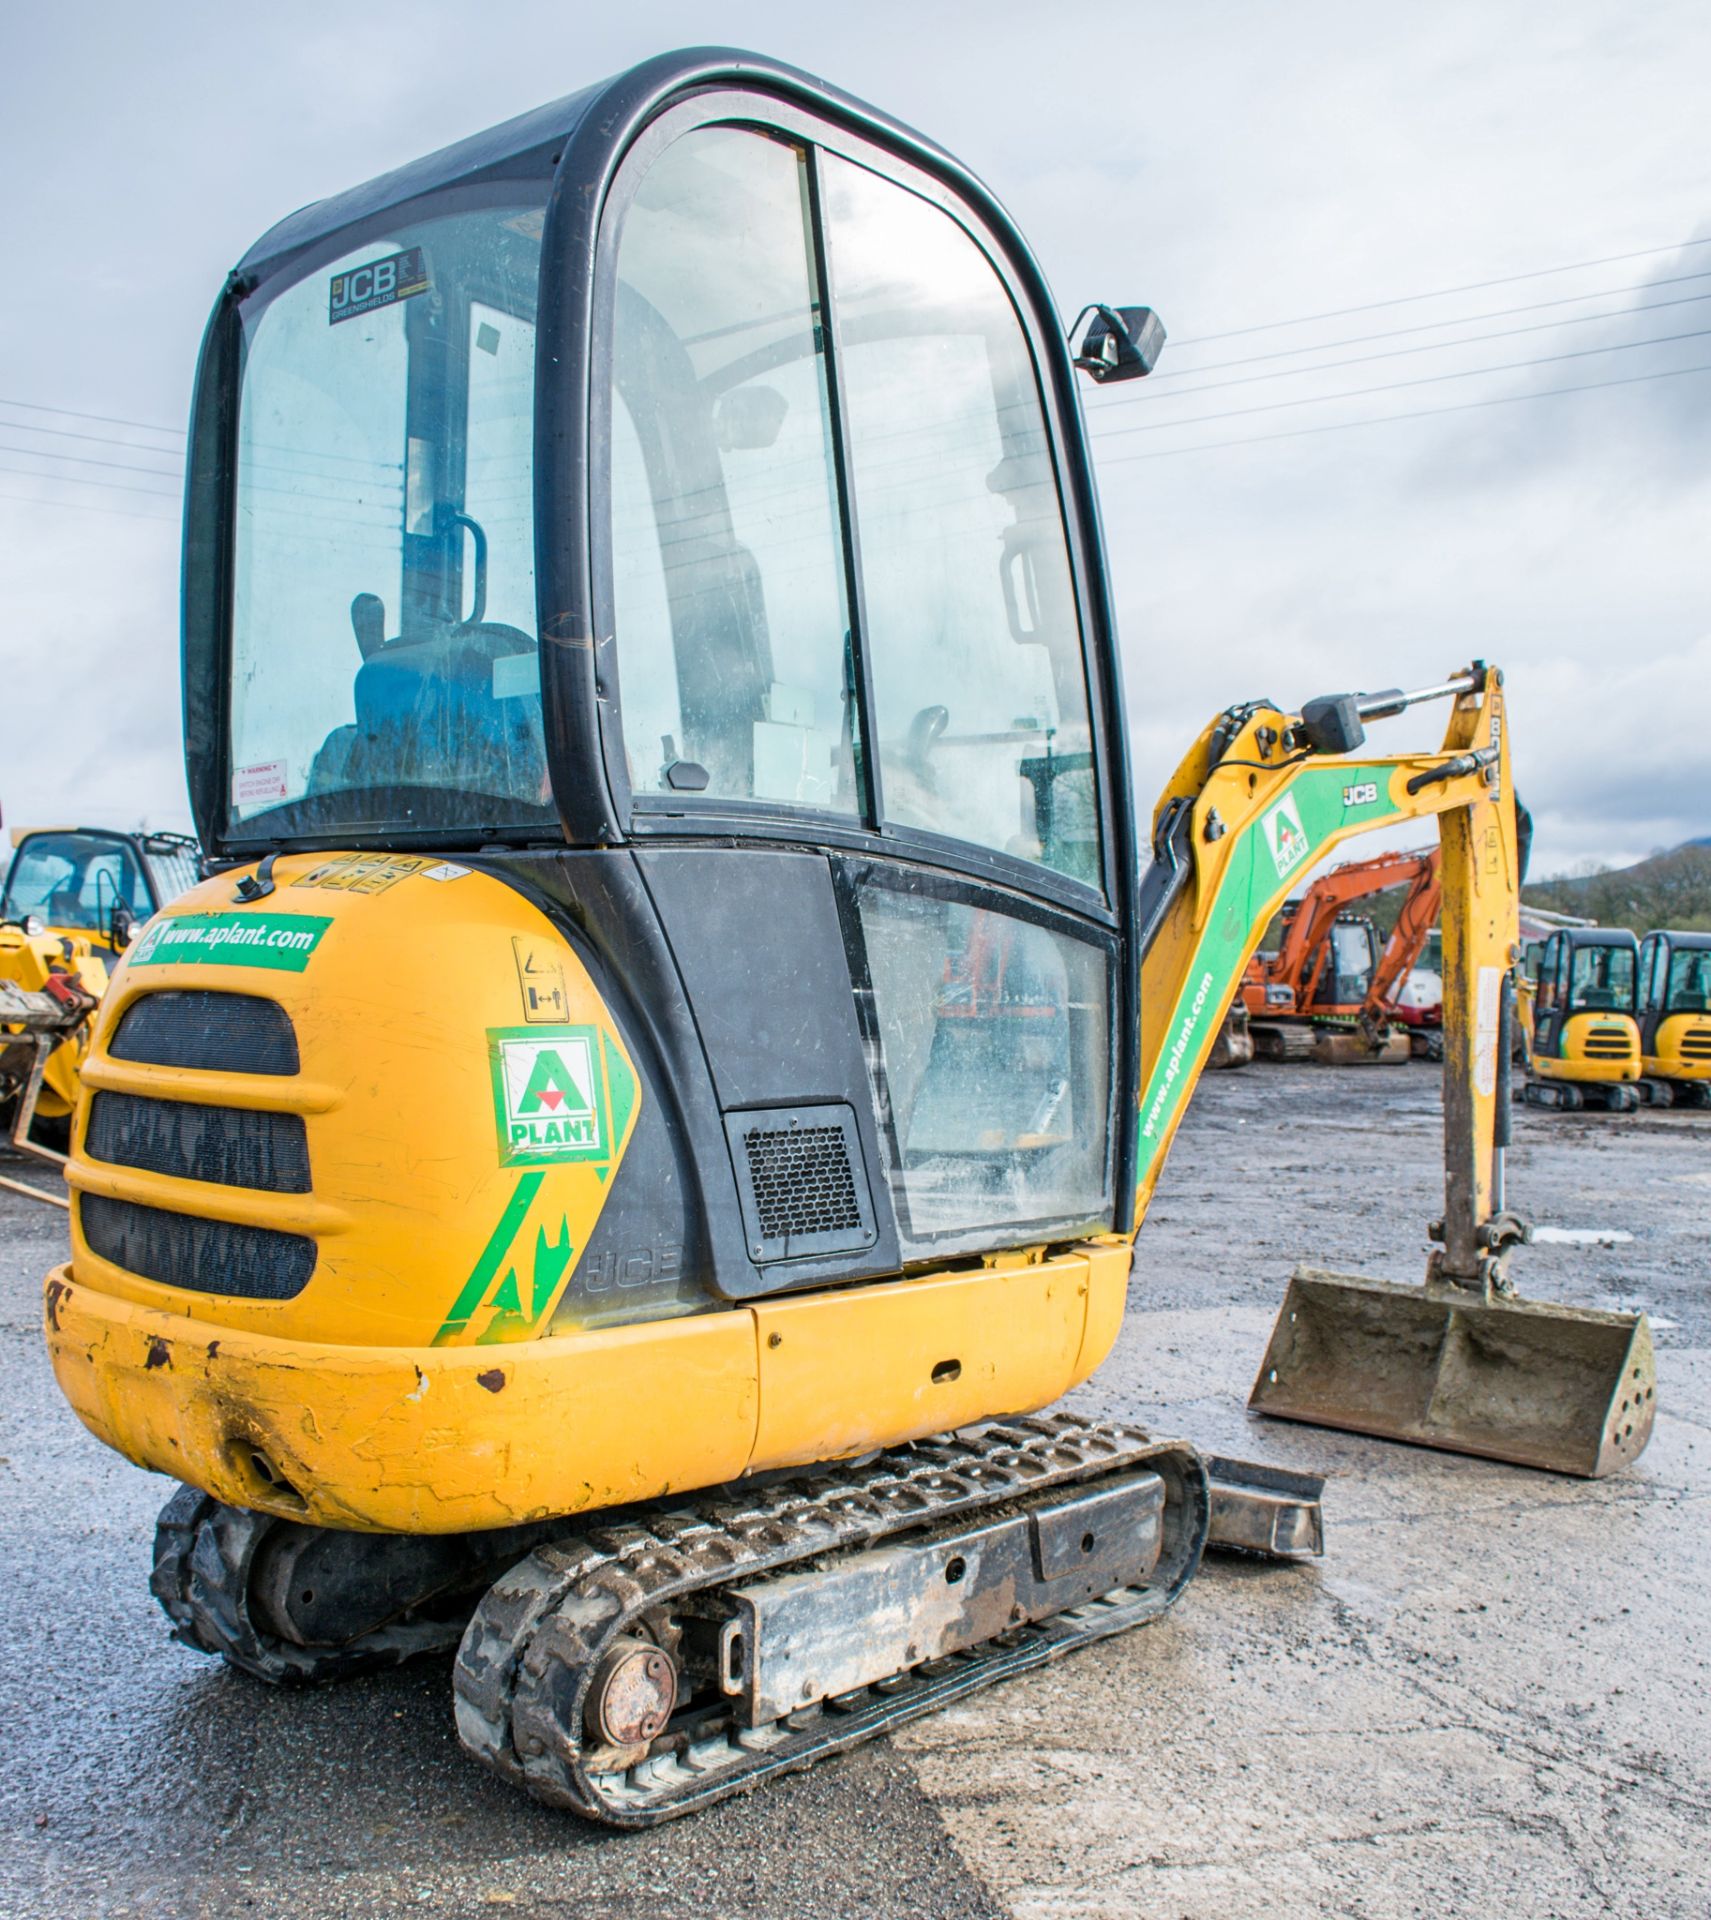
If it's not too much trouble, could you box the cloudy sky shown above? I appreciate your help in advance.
[2,0,1707,875]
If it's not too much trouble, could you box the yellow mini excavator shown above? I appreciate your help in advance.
[1635,930,1711,1107]
[41,49,1655,1827]
[1518,925,1644,1110]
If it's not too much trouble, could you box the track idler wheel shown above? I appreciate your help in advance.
[151,1485,482,1686]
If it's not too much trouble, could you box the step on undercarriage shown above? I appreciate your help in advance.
[151,1416,1324,1827]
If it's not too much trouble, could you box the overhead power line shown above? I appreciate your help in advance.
[0,394,184,440]
[1092,323,1711,440]
[1163,233,1711,349]
[1092,358,1711,466]
[1088,289,1711,419]
[0,439,180,482]
[1089,268,1711,402]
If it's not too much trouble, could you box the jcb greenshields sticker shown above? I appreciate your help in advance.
[490,1026,608,1165]
[128,912,332,972]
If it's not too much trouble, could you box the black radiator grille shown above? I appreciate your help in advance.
[1583,1025,1636,1059]
[744,1124,863,1240]
[85,1091,310,1194]
[79,1193,315,1300]
[108,991,299,1076]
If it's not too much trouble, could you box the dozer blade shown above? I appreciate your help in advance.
[1249,1267,1656,1478]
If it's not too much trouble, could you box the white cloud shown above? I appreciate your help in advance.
[2,0,1707,867]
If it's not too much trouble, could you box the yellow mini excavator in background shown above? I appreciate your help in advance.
[1519,925,1644,1110]
[1635,930,1711,1107]
[41,49,1655,1827]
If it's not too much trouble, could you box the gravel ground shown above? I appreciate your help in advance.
[1,1061,1705,1919]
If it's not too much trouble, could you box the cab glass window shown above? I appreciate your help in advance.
[1,835,150,932]
[228,199,550,835]
[1667,946,1711,1014]
[847,874,1112,1255]
[1568,943,1635,1012]
[610,127,858,812]
[822,154,1099,888]
[1313,921,1373,1006]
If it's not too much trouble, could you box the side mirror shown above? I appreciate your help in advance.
[109,901,136,953]
[1070,304,1166,384]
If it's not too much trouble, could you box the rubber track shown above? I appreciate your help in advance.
[150,1484,466,1685]
[453,1414,1208,1827]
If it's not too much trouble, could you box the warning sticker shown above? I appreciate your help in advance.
[489,1026,608,1166]
[512,936,568,1023]
[329,247,429,325]
[292,853,436,894]
[233,760,289,809]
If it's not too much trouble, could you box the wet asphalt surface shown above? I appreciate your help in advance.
[1,1063,1706,1918]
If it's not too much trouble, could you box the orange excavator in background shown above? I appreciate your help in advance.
[1241,846,1441,1063]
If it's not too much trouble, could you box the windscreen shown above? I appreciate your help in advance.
[1667,946,1711,1014]
[1568,943,1635,1012]
[2,834,151,932]
[227,196,551,838]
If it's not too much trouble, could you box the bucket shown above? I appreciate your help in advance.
[1249,1267,1656,1477]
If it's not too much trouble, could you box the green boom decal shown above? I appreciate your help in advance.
[1135,767,1402,1188]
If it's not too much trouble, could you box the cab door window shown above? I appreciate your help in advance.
[821,154,1098,889]
[609,127,859,812]
[844,869,1113,1255]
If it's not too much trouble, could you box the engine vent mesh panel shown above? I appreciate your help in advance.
[726,1103,876,1265]
[743,1125,863,1240]
[108,991,299,1076]
[79,1193,315,1300]
[85,1091,309,1194]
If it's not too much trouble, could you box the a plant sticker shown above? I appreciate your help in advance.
[489,1027,608,1165]
[128,912,331,973]
[1262,794,1311,881]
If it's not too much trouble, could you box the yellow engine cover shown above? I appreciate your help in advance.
[43,853,1132,1532]
[1535,1012,1641,1086]
[1645,1014,1711,1082]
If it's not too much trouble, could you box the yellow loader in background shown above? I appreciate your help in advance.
[40,47,1655,1827]
[3,826,201,958]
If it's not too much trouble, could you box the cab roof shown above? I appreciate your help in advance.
[237,47,970,281]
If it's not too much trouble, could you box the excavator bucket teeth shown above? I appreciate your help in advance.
[1249,1267,1656,1478]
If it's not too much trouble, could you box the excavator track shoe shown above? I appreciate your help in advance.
[1249,1267,1656,1478]
[453,1415,1209,1827]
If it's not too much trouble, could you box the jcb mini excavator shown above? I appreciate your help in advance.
[1241,846,1441,1062]
[1519,926,1644,1110]
[1636,929,1711,1106]
[41,49,1656,1826]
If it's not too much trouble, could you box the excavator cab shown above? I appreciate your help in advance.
[1522,927,1642,1109]
[1636,930,1711,1106]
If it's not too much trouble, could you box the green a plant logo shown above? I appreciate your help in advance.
[491,1027,607,1165]
[1262,794,1311,881]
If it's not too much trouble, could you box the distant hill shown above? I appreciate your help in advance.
[1524,841,1711,933]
